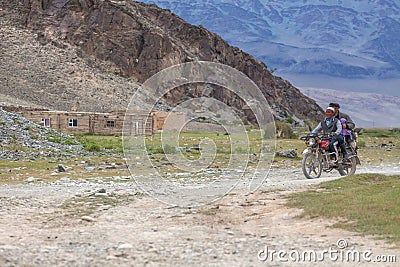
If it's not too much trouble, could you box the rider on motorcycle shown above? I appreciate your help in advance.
[329,102,355,130]
[312,106,348,160]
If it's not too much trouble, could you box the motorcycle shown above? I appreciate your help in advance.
[300,130,362,179]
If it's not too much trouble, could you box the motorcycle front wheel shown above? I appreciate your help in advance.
[302,153,322,179]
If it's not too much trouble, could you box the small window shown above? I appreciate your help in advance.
[68,118,78,127]
[106,120,115,128]
[41,118,51,127]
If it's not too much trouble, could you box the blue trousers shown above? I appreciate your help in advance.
[330,135,347,156]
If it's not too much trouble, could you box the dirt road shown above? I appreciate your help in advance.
[0,167,399,266]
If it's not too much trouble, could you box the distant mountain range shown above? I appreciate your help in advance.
[300,88,400,127]
[141,0,400,96]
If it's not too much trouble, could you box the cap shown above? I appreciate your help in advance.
[329,102,340,108]
[326,107,335,113]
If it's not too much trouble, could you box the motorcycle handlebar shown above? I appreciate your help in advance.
[301,133,335,140]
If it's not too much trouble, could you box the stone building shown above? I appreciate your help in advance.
[2,106,185,136]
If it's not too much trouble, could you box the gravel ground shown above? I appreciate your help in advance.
[0,166,399,266]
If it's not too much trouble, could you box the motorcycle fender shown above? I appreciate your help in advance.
[302,148,310,155]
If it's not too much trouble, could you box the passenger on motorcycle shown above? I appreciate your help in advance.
[340,118,353,142]
[329,102,355,130]
[312,107,349,160]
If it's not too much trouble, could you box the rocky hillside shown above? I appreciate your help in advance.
[0,0,323,122]
[0,1,139,113]
[0,108,82,160]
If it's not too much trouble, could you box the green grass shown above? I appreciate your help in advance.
[143,131,266,168]
[75,134,124,153]
[0,160,55,184]
[287,174,400,244]
[47,136,79,145]
[363,128,400,138]
[0,157,130,184]
[162,131,262,151]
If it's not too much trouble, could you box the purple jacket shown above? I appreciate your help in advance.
[340,118,352,138]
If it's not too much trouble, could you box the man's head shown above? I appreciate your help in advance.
[329,102,340,115]
[325,107,335,119]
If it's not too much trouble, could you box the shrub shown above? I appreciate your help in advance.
[275,121,298,139]
[86,143,101,152]
[163,144,176,154]
[286,116,295,124]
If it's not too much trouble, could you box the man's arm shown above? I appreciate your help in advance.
[335,119,342,135]
[312,122,322,134]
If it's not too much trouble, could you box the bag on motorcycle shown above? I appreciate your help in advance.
[321,140,330,150]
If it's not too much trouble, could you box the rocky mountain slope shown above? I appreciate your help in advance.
[0,1,139,113]
[0,0,322,122]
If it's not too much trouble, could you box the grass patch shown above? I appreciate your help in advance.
[0,157,130,185]
[0,160,56,184]
[75,134,123,153]
[287,174,400,244]
[144,131,264,156]
[143,131,266,169]
[363,128,400,138]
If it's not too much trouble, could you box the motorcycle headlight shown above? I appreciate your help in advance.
[308,138,315,146]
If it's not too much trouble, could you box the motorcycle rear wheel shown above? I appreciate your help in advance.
[302,153,322,179]
[338,157,357,176]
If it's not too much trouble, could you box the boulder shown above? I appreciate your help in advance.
[275,149,298,159]
[57,164,67,172]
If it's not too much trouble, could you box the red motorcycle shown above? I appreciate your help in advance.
[301,132,361,179]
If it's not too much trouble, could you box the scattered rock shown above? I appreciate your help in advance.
[98,164,116,170]
[0,245,19,250]
[118,243,133,250]
[275,149,298,158]
[192,144,201,151]
[59,177,71,183]
[58,164,67,172]
[113,189,128,196]
[95,193,108,197]
[81,216,96,222]
[25,177,35,183]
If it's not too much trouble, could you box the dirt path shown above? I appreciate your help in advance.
[0,168,399,266]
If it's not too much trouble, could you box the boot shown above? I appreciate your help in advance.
[339,141,349,160]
